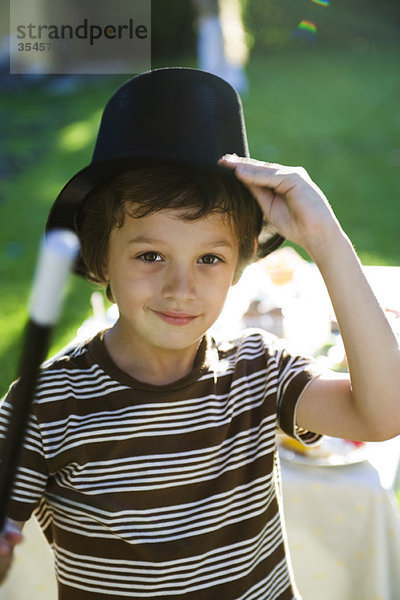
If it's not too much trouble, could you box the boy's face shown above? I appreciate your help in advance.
[104,207,239,355]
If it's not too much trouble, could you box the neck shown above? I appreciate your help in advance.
[103,324,202,386]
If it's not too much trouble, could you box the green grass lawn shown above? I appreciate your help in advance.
[244,45,400,264]
[0,40,399,397]
[0,76,126,395]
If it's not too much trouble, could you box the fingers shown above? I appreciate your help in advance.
[218,153,287,171]
[0,521,23,555]
[219,154,278,176]
[219,154,324,201]
[219,155,310,193]
[0,521,23,583]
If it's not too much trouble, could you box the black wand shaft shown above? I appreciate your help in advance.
[0,322,51,531]
[0,229,79,532]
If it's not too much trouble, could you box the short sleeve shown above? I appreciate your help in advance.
[0,382,48,522]
[267,336,323,446]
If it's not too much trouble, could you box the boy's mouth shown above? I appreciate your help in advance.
[151,310,199,326]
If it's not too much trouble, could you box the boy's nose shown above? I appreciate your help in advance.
[161,264,196,302]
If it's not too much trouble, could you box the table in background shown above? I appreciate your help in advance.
[281,437,400,600]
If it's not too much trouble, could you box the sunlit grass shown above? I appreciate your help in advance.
[58,111,102,152]
[244,45,400,266]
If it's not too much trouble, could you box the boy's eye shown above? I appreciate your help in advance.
[199,254,221,265]
[138,251,162,262]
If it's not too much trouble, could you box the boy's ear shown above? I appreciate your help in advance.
[232,268,243,286]
[253,238,259,259]
[232,239,258,285]
[102,260,109,281]
[105,282,115,304]
[232,259,245,285]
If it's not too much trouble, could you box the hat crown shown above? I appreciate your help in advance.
[92,67,249,166]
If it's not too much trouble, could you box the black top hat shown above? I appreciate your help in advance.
[46,67,284,267]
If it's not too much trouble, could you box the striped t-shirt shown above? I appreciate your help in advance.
[1,328,321,600]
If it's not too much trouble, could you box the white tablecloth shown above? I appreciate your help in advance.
[281,438,400,600]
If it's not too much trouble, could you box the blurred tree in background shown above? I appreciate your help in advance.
[152,0,196,61]
[243,0,399,51]
[151,0,399,58]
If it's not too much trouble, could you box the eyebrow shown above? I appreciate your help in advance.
[127,236,235,249]
[207,240,235,249]
[127,236,162,246]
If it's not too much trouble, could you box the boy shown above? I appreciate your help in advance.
[1,68,399,599]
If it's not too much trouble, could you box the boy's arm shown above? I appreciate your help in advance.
[220,155,400,442]
[296,228,400,441]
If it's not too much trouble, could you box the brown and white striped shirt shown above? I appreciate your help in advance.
[1,328,321,599]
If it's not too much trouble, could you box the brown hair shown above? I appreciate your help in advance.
[76,162,263,301]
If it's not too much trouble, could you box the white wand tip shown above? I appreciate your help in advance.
[29,229,80,326]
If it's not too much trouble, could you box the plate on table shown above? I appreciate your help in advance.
[278,435,368,467]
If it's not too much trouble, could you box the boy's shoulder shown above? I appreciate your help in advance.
[1,334,101,407]
[42,335,95,371]
[36,331,107,388]
[211,327,313,379]
[31,330,126,408]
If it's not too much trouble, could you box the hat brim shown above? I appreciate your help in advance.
[47,156,284,276]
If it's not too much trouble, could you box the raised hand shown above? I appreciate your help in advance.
[219,154,342,258]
